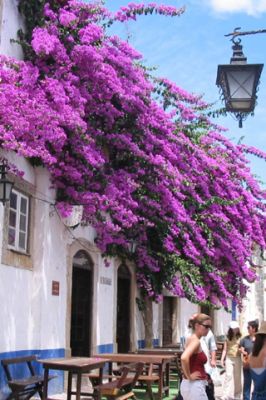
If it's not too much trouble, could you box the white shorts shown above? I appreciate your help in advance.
[180,379,208,400]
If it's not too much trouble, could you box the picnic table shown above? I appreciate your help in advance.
[94,353,175,400]
[38,357,109,400]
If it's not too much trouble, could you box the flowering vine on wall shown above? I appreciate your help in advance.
[1,0,266,308]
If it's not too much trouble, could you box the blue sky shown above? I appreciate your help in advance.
[102,0,266,187]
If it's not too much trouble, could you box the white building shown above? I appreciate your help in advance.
[0,1,264,397]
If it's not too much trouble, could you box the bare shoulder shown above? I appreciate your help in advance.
[184,334,200,355]
[186,334,200,346]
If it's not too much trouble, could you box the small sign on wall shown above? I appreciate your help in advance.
[100,276,112,286]
[52,280,60,296]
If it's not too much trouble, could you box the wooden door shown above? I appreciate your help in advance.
[163,297,174,346]
[70,250,93,356]
[116,265,131,353]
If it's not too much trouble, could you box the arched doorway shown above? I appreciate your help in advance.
[70,250,93,356]
[116,264,131,353]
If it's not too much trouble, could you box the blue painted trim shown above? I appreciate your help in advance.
[0,348,65,399]
[137,340,145,349]
[232,300,237,320]
[97,344,113,354]
[138,339,160,349]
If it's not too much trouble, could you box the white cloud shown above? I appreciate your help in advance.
[208,0,266,15]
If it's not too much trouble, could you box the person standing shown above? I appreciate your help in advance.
[240,320,259,400]
[249,321,266,400]
[201,329,217,400]
[180,313,212,400]
[201,328,217,370]
[185,313,217,400]
[221,321,242,400]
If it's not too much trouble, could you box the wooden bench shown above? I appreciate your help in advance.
[91,362,160,400]
[86,372,115,386]
[1,355,55,400]
[136,348,183,383]
[95,362,144,400]
[137,363,160,400]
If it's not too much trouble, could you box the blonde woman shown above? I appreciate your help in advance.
[221,321,242,400]
[180,313,212,400]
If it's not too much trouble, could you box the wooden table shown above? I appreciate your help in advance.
[94,353,175,400]
[137,348,182,354]
[38,357,109,400]
[136,348,183,380]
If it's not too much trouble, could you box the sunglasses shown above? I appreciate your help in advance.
[200,323,212,329]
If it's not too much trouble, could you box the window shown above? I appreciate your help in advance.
[2,171,35,270]
[8,189,29,253]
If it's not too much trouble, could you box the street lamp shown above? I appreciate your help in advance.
[0,161,13,204]
[216,28,265,127]
[128,238,137,254]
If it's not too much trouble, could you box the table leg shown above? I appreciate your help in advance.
[67,371,72,400]
[165,362,170,396]
[158,364,163,400]
[99,367,103,385]
[76,372,82,400]
[108,361,113,377]
[43,368,49,400]
[93,367,103,400]
[146,382,154,400]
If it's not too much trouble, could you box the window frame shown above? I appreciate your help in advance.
[8,189,30,253]
[2,173,35,270]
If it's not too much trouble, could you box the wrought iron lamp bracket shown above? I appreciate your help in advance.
[216,27,265,127]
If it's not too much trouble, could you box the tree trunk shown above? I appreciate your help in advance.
[143,296,153,348]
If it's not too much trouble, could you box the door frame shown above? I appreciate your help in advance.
[114,261,137,352]
[70,250,93,356]
[66,239,99,357]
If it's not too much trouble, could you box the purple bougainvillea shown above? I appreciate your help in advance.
[1,0,266,308]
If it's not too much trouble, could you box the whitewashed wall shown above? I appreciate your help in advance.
[0,154,119,354]
[97,256,115,347]
[0,0,24,59]
[178,299,197,340]
[152,302,160,341]
[174,297,234,341]
[33,167,68,351]
[240,250,266,333]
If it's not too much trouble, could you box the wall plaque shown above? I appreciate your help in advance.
[100,276,112,286]
[52,280,60,296]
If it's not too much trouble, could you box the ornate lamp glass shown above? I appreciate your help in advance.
[216,41,263,127]
[128,238,137,254]
[0,162,13,204]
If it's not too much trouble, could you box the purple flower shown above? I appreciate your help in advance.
[59,9,77,27]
